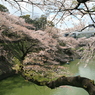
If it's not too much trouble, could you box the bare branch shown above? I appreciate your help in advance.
[84,3,95,23]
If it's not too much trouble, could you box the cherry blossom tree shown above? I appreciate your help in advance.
[1,0,95,95]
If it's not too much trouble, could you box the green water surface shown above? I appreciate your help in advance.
[1,60,95,95]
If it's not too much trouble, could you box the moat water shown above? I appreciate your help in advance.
[0,60,95,95]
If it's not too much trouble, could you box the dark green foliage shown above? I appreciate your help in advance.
[20,15,33,24]
[63,49,73,56]
[2,31,20,38]
[33,15,47,30]
[2,37,42,61]
[59,42,66,46]
[33,15,54,30]
[20,15,54,30]
[47,21,54,27]
[0,4,9,12]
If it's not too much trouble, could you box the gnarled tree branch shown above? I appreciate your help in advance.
[21,71,95,95]
[46,76,95,95]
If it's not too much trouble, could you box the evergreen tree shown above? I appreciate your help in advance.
[0,4,9,12]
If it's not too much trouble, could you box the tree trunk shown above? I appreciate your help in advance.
[21,68,95,95]
[46,76,95,95]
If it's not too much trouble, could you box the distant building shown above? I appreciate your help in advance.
[64,26,95,38]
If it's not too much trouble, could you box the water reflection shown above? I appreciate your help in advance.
[0,75,89,95]
[0,59,95,95]
[51,86,88,95]
[79,64,95,81]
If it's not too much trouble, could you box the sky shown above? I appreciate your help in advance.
[0,0,95,30]
[0,0,44,18]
